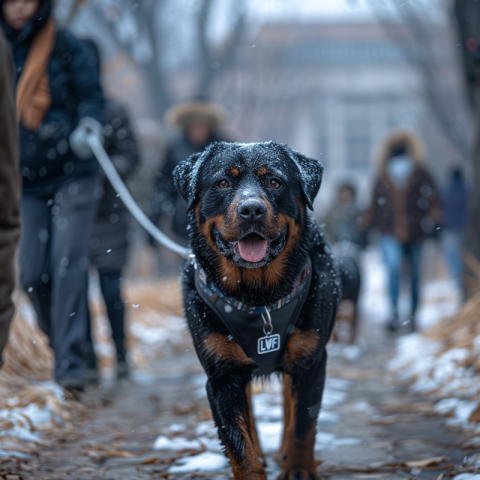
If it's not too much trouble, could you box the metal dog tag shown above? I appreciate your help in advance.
[257,334,281,355]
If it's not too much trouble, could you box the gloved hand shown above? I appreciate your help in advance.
[69,117,104,160]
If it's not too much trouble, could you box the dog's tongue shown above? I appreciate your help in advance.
[238,234,268,263]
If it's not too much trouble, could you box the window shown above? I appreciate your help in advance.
[345,104,371,170]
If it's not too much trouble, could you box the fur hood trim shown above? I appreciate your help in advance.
[166,101,226,129]
[375,129,425,171]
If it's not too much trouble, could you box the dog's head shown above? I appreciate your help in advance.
[174,141,323,294]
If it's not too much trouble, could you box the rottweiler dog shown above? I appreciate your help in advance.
[173,141,340,480]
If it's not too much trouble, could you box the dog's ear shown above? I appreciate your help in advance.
[173,152,203,211]
[287,149,324,211]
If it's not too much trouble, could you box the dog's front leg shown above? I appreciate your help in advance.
[278,335,327,480]
[202,334,266,480]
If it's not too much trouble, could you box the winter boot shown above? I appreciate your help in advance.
[114,339,129,380]
[387,311,399,332]
[59,375,85,401]
[82,340,99,384]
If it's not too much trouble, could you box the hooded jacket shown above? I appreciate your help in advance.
[363,130,441,244]
[0,0,104,193]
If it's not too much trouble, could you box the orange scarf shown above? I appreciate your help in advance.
[16,18,56,131]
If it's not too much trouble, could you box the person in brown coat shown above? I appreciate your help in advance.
[362,130,441,332]
[0,28,21,366]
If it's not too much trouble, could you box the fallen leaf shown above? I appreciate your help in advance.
[468,405,480,423]
[403,457,447,468]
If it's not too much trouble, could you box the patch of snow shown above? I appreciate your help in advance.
[153,436,201,451]
[453,474,480,480]
[168,452,228,473]
[168,423,187,433]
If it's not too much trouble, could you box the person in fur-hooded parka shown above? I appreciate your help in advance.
[362,129,441,331]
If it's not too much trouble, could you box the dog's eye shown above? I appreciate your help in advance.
[270,178,281,189]
[218,179,229,189]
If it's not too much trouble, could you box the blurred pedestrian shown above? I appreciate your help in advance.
[149,99,227,251]
[1,0,104,394]
[441,167,469,290]
[0,27,21,367]
[80,39,140,381]
[362,130,441,332]
[324,182,364,248]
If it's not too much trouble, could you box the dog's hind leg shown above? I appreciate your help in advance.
[349,305,358,344]
[274,374,292,464]
[246,384,266,467]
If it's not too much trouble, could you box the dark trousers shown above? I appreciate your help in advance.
[19,175,99,382]
[99,272,125,343]
[86,272,125,351]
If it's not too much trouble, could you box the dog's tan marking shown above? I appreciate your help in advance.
[284,328,320,371]
[258,167,267,176]
[263,214,301,289]
[231,167,240,176]
[203,333,253,365]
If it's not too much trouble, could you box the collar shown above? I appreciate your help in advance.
[195,258,311,315]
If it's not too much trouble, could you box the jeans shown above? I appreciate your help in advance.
[442,230,463,289]
[380,235,422,317]
[19,174,100,382]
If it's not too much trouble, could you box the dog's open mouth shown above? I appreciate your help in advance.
[212,227,287,268]
[238,233,268,263]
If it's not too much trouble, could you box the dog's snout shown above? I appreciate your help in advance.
[238,199,267,221]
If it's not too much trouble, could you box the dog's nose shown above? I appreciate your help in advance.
[238,199,267,221]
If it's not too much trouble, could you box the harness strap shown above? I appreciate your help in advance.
[194,257,312,375]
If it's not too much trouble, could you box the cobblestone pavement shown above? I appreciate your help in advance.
[1,324,471,480]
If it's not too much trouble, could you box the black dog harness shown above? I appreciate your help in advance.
[194,258,312,375]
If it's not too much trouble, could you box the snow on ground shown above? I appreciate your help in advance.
[155,374,361,473]
[0,381,79,453]
[388,333,480,436]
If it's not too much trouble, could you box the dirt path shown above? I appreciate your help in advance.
[1,323,471,480]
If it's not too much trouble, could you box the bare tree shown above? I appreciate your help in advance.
[370,0,471,160]
[453,0,480,270]
[62,0,246,119]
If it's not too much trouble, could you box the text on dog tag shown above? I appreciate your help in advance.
[257,334,281,355]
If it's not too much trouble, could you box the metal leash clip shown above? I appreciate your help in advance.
[261,308,273,336]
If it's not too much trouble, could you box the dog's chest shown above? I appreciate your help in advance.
[193,259,311,375]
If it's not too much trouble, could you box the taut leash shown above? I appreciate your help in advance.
[86,133,192,259]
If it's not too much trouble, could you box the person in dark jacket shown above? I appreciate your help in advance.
[363,130,441,332]
[79,39,140,380]
[150,100,227,250]
[441,168,469,290]
[324,182,364,247]
[1,0,104,394]
[0,27,21,367]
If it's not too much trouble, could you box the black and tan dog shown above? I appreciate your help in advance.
[173,141,340,480]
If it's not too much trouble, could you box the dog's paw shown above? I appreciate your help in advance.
[276,469,320,480]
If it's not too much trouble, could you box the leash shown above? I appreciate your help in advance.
[86,134,192,259]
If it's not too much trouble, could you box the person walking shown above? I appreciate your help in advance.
[441,168,469,291]
[324,182,364,248]
[149,99,227,250]
[0,27,21,367]
[80,39,140,380]
[362,130,441,332]
[1,0,104,394]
